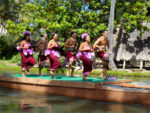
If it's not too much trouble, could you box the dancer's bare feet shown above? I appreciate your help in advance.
[22,72,26,77]
[27,72,30,75]
[39,74,42,77]
[51,75,54,79]
[100,74,104,80]
[39,71,42,77]
[70,75,74,77]
[83,75,87,81]
[39,66,42,77]
[66,70,70,77]
[50,71,55,79]
[71,69,74,77]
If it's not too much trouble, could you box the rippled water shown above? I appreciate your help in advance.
[0,87,150,113]
[0,70,150,113]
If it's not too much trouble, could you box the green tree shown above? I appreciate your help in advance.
[1,0,150,62]
[5,0,108,43]
[115,0,150,34]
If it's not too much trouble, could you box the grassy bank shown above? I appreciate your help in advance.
[1,60,150,78]
[0,60,48,74]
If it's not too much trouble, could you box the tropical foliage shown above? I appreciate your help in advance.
[0,0,150,58]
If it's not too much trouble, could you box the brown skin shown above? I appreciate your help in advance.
[64,33,77,49]
[20,35,31,77]
[36,34,50,77]
[79,35,93,81]
[47,34,60,78]
[79,36,93,52]
[20,36,30,49]
[36,34,49,51]
[93,31,111,80]
[65,33,77,77]
[47,34,60,49]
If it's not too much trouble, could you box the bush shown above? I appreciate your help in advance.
[10,52,39,64]
[33,52,39,62]
[0,35,17,59]
[10,53,21,64]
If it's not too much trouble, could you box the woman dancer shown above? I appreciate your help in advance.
[77,33,95,81]
[45,32,61,78]
[17,31,36,77]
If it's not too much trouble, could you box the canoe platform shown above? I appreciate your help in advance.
[0,74,150,105]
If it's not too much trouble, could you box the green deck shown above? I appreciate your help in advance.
[8,74,123,83]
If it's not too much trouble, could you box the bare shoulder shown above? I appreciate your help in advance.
[94,37,101,43]
[66,37,71,41]
[20,40,25,44]
[99,36,104,41]
[80,42,85,46]
[49,40,53,43]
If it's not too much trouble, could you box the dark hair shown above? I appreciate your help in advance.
[71,32,76,36]
[103,30,108,34]
[52,32,57,39]
[82,35,88,42]
[23,34,30,41]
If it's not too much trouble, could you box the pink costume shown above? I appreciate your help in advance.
[77,46,95,76]
[66,50,77,62]
[45,44,61,71]
[17,43,36,71]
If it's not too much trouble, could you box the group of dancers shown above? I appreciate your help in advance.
[17,30,111,80]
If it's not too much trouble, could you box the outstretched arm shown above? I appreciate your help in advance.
[79,43,89,52]
[93,38,101,48]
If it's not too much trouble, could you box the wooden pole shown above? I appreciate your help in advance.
[140,60,143,70]
[123,60,126,70]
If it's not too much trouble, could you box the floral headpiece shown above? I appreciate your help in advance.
[81,33,88,39]
[23,31,31,35]
[52,32,56,36]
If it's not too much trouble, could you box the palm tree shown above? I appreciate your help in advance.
[108,0,117,69]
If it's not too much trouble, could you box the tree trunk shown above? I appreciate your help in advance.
[108,0,117,69]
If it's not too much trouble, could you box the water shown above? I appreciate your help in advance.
[0,71,150,113]
[0,87,150,113]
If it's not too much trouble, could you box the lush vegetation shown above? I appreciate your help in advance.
[0,0,150,58]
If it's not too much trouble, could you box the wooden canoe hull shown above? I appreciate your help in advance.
[0,80,150,105]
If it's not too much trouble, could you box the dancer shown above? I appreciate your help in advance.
[17,31,36,77]
[93,31,111,80]
[45,32,61,78]
[35,34,49,76]
[65,32,77,77]
[77,33,95,81]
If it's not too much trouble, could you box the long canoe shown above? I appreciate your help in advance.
[0,74,150,105]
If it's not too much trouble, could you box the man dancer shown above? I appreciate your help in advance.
[93,31,111,80]
[36,34,49,76]
[65,32,77,77]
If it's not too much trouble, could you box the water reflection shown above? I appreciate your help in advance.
[0,87,150,113]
